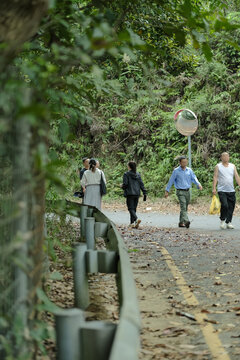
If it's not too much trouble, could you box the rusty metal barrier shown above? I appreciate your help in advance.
[49,200,141,360]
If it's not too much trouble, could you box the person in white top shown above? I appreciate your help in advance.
[81,158,106,210]
[213,152,240,229]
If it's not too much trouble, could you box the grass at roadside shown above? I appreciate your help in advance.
[102,194,240,216]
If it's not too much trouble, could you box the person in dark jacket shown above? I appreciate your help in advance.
[122,161,147,228]
[79,157,90,180]
[74,157,89,200]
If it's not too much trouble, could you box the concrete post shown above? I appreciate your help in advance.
[94,221,108,238]
[80,321,116,360]
[97,250,118,273]
[87,207,94,217]
[85,250,98,273]
[80,205,88,241]
[73,243,89,310]
[55,308,84,360]
[85,217,95,250]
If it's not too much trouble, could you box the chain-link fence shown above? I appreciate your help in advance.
[0,86,46,359]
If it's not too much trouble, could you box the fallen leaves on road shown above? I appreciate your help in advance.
[120,224,240,360]
[214,281,223,285]
[159,327,189,337]
[42,217,240,360]
[176,311,196,321]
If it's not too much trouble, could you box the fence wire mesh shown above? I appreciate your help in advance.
[0,86,46,359]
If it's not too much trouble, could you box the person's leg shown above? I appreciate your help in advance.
[177,190,189,224]
[226,192,236,224]
[218,192,228,221]
[133,196,139,217]
[186,190,190,211]
[177,190,184,224]
[126,197,133,224]
[185,190,191,227]
[126,196,137,224]
[133,196,141,228]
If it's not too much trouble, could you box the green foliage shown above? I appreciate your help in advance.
[51,44,240,200]
[2,0,238,202]
[2,0,240,358]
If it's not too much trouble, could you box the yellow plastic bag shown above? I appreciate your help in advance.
[209,195,221,215]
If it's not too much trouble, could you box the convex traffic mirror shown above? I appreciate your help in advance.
[174,109,198,136]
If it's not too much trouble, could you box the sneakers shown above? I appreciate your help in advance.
[129,219,141,229]
[135,219,141,229]
[220,221,226,230]
[178,222,190,228]
[220,221,234,229]
[178,223,186,228]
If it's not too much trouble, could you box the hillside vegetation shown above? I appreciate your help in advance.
[2,1,240,358]
[46,3,240,200]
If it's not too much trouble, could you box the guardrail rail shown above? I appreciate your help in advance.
[49,200,141,360]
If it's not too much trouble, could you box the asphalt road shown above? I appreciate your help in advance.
[103,210,240,239]
[50,205,240,359]
[118,222,240,360]
[101,210,240,359]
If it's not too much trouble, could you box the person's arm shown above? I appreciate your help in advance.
[122,173,128,189]
[138,174,147,200]
[212,165,219,195]
[80,168,84,180]
[234,165,240,187]
[165,170,176,197]
[190,170,203,190]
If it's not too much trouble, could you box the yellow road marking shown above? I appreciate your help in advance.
[160,246,231,360]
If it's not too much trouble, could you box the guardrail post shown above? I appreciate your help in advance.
[87,207,94,217]
[80,321,116,360]
[55,308,84,360]
[55,201,141,360]
[85,250,98,273]
[98,251,118,273]
[73,243,89,310]
[94,222,108,238]
[85,217,95,250]
[80,205,88,241]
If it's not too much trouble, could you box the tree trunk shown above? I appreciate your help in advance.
[0,0,49,70]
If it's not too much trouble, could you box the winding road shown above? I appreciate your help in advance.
[103,210,240,360]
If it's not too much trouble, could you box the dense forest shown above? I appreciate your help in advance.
[1,0,240,358]
[42,0,240,200]
[2,1,240,202]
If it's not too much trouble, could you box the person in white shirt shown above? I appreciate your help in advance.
[81,158,106,211]
[213,152,240,229]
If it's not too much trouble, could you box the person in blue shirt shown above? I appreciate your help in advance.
[165,156,202,228]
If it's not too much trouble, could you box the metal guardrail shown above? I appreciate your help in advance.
[50,200,141,360]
